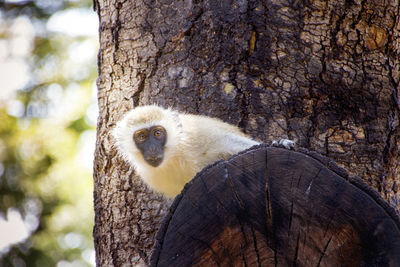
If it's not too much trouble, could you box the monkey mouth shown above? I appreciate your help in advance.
[144,156,163,167]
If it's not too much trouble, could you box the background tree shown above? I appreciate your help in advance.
[0,1,97,266]
[93,0,399,265]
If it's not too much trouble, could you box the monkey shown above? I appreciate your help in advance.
[113,105,294,198]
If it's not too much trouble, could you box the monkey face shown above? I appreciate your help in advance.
[133,126,167,167]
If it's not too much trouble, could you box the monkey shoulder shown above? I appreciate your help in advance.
[177,114,257,161]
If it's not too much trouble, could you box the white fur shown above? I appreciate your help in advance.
[113,105,260,198]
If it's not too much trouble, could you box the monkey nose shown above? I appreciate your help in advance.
[145,155,163,167]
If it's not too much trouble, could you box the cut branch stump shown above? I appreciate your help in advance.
[151,145,400,266]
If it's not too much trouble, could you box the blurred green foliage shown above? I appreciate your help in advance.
[0,0,97,266]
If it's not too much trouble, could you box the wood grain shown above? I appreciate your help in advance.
[151,145,400,266]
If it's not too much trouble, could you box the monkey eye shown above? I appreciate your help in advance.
[152,126,165,139]
[138,134,146,141]
[154,129,162,137]
[134,130,148,143]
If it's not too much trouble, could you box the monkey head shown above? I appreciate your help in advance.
[113,105,182,169]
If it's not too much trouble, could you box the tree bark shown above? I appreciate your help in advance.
[93,0,400,265]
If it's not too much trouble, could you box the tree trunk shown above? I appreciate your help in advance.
[93,0,400,265]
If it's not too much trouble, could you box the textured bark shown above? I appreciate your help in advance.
[93,0,400,265]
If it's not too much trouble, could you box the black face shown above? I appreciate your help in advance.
[133,126,167,167]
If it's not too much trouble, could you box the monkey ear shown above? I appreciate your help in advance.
[112,115,141,165]
[157,109,182,149]
[170,110,183,130]
[111,122,121,143]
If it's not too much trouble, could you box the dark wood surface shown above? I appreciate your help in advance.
[151,145,400,267]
